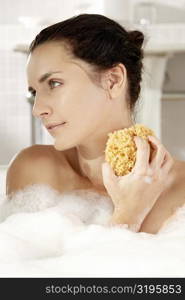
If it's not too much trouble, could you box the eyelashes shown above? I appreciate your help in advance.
[49,79,62,89]
[29,80,62,97]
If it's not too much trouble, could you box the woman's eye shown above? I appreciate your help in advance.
[49,80,62,89]
[27,80,62,98]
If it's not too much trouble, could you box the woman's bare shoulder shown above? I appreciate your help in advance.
[139,158,185,234]
[173,158,185,179]
[156,157,185,206]
[6,144,71,196]
[172,158,185,193]
[169,158,185,193]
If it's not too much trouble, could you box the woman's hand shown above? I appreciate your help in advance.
[101,135,174,231]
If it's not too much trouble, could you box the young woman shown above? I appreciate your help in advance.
[6,14,185,234]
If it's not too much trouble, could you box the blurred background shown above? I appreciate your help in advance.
[0,0,185,167]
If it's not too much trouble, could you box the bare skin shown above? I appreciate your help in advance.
[61,146,185,234]
[6,41,185,235]
[11,143,183,235]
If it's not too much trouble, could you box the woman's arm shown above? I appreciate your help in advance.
[102,135,174,232]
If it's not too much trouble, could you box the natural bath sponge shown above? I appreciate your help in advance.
[104,124,155,176]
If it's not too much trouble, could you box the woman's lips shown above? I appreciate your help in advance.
[48,122,66,132]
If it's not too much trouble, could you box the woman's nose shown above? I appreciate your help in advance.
[32,95,50,118]
[32,97,51,118]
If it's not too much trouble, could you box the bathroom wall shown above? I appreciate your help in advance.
[130,0,185,23]
[162,98,185,160]
[162,52,185,161]
[0,0,76,25]
[0,0,105,165]
[0,0,77,165]
[0,25,34,165]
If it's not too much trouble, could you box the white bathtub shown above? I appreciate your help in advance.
[0,165,8,195]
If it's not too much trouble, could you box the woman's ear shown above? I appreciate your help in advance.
[101,63,127,99]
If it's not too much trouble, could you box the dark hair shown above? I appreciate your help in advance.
[29,14,144,111]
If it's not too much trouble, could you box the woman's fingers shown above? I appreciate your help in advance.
[102,162,117,186]
[147,135,174,174]
[147,135,166,170]
[133,134,173,179]
[161,151,174,173]
[132,136,150,175]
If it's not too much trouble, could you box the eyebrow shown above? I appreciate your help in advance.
[28,71,62,91]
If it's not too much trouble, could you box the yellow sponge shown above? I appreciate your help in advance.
[104,124,155,176]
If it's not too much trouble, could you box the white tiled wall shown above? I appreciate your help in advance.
[0,25,42,165]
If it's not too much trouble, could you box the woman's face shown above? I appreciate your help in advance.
[27,42,112,151]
